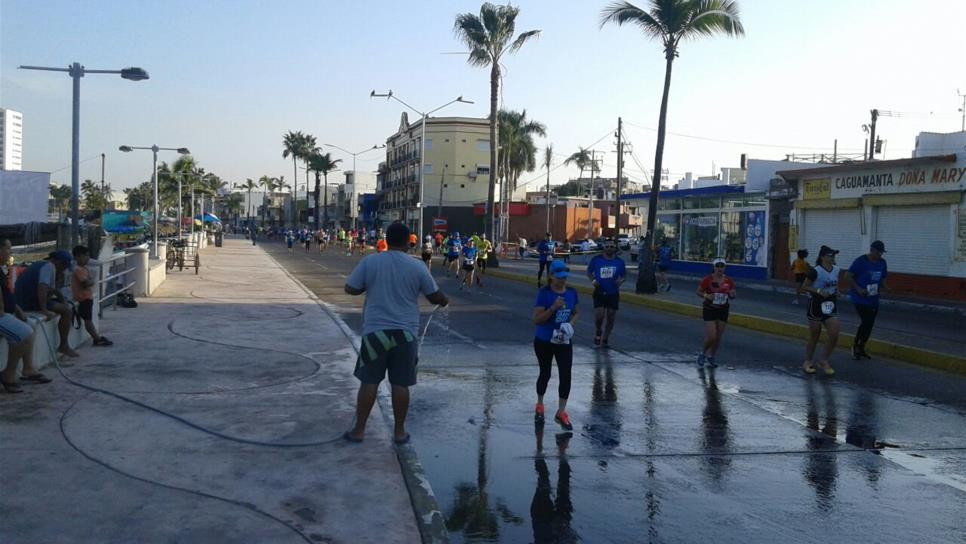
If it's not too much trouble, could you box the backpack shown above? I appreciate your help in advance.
[118,292,138,308]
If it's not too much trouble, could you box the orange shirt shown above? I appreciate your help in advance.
[792,258,810,274]
[71,265,94,301]
[376,239,388,252]
[409,233,417,245]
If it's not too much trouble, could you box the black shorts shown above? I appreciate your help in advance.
[410,242,416,249]
[795,273,807,285]
[658,264,670,272]
[354,330,419,386]
[77,299,94,321]
[445,254,458,264]
[702,305,729,322]
[421,251,433,261]
[462,263,475,272]
[807,297,838,322]
[476,258,487,271]
[593,291,620,310]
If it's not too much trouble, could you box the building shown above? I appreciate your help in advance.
[777,131,966,300]
[382,113,491,236]
[0,108,24,171]
[335,170,376,229]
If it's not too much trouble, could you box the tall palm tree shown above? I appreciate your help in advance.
[563,148,592,185]
[277,177,293,226]
[601,0,744,291]
[283,131,316,226]
[258,175,275,226]
[307,152,341,228]
[454,3,540,244]
[497,109,545,239]
[543,145,553,233]
[50,184,72,219]
[239,178,258,227]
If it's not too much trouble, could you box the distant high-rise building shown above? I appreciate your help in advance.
[0,108,23,170]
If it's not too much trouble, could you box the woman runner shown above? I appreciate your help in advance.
[802,245,841,376]
[459,239,478,291]
[532,260,579,431]
[696,258,736,368]
[421,235,434,270]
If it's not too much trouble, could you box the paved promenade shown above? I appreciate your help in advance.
[0,238,421,543]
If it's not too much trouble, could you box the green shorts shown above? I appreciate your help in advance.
[354,330,419,386]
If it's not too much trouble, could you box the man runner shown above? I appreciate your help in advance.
[848,240,888,360]
[537,233,555,288]
[586,239,626,348]
[421,235,434,270]
[475,233,492,287]
[445,232,462,277]
[459,238,478,292]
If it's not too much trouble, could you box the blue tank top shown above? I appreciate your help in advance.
[14,261,50,310]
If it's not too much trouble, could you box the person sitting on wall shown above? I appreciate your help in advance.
[14,250,79,359]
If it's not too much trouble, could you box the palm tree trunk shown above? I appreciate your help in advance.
[485,64,499,245]
[314,171,321,228]
[292,156,299,227]
[323,173,329,228]
[638,51,675,294]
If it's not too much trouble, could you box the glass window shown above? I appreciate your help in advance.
[681,213,719,261]
[683,195,721,209]
[655,214,680,250]
[720,211,747,264]
[423,164,433,174]
[722,193,767,208]
[657,197,680,210]
[477,139,490,152]
[425,138,433,150]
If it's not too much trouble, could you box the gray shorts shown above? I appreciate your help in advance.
[0,313,33,344]
[354,330,419,386]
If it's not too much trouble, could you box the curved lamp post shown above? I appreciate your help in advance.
[119,145,190,258]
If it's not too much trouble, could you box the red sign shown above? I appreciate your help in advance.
[432,217,448,231]
[473,202,531,217]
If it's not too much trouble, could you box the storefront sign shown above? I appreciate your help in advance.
[684,215,718,227]
[802,178,831,200]
[810,164,966,199]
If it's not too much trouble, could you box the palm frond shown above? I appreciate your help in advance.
[600,1,666,42]
[508,29,540,54]
[683,0,745,39]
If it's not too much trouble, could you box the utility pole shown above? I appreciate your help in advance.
[958,89,966,132]
[615,117,623,238]
[587,149,596,240]
[436,166,446,223]
[868,109,879,160]
[545,153,551,234]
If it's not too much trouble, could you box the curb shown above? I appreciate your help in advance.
[486,268,966,376]
[264,246,450,544]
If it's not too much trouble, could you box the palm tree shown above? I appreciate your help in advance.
[601,0,744,291]
[50,184,72,219]
[543,145,553,233]
[239,178,258,227]
[258,175,275,226]
[307,152,342,228]
[563,148,592,185]
[454,3,540,245]
[282,131,315,226]
[497,109,545,239]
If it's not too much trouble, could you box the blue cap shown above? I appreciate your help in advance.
[49,250,73,265]
[549,260,570,279]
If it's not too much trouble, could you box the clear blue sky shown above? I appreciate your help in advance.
[2,0,964,194]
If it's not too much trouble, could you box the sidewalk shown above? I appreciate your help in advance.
[494,258,966,360]
[0,238,421,543]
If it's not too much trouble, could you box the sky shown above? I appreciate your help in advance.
[2,0,965,196]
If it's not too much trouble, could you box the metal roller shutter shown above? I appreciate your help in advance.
[801,208,865,266]
[876,205,951,275]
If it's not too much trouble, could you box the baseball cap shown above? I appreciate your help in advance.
[819,245,839,257]
[549,260,570,279]
[870,240,886,253]
[49,250,73,265]
[712,258,726,267]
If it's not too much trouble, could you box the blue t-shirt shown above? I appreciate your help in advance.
[462,246,478,262]
[848,255,887,307]
[538,240,555,263]
[658,246,673,267]
[533,286,578,342]
[447,238,462,256]
[587,255,626,295]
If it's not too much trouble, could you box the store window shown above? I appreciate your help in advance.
[720,211,746,263]
[655,214,680,248]
[722,194,768,208]
[682,213,719,261]
[477,139,490,152]
[657,198,680,210]
[683,195,721,210]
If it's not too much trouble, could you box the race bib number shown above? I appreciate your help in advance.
[550,328,567,344]
[713,293,729,306]
[866,283,879,297]
[599,266,615,279]
[821,301,836,315]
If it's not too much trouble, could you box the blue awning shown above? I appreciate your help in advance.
[620,184,746,201]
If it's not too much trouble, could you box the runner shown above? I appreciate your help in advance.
[657,239,674,292]
[792,249,810,304]
[286,230,294,251]
[357,229,367,255]
[376,236,388,253]
[434,231,444,255]
[409,232,418,254]
[802,245,841,376]
[532,260,578,431]
[317,229,326,253]
[459,238,478,292]
[475,233,492,287]
[445,231,462,277]
[536,233,555,288]
[696,258,736,368]
[586,239,626,348]
[421,235,434,270]
[304,230,313,251]
[848,240,888,360]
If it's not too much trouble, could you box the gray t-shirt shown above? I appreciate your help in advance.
[346,250,440,335]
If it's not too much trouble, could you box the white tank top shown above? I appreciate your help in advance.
[810,265,840,297]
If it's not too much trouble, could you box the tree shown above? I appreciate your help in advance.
[50,184,72,218]
[239,178,258,226]
[553,180,584,197]
[258,175,275,226]
[497,109,545,239]
[543,145,553,232]
[454,3,540,245]
[282,131,315,227]
[563,148,592,186]
[307,152,341,229]
[601,0,744,292]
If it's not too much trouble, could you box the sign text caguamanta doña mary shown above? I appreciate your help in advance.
[823,164,966,198]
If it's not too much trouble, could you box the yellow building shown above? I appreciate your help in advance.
[382,113,492,237]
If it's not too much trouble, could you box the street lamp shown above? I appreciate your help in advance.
[119,145,190,258]
[370,90,473,238]
[324,144,386,230]
[19,62,149,247]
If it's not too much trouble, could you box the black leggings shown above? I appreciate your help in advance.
[534,338,573,399]
[538,261,551,281]
[854,304,879,346]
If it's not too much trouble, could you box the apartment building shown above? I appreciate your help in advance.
[0,108,24,170]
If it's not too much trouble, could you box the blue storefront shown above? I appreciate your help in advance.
[622,185,769,280]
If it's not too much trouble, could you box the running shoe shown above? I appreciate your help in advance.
[696,354,706,367]
[851,345,861,360]
[534,403,545,423]
[706,356,718,368]
[554,411,573,431]
[860,350,872,360]
[818,361,835,376]
[802,361,816,374]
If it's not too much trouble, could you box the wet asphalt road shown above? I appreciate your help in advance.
[262,241,966,544]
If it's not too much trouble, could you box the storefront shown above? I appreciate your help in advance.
[778,154,966,300]
[622,185,770,280]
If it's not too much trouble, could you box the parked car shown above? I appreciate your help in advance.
[573,239,599,252]
[616,235,631,251]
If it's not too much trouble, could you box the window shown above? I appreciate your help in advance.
[425,139,433,150]
[476,139,490,152]
[722,194,768,208]
[476,165,490,176]
[681,213,719,261]
[683,195,721,209]
[654,214,680,248]
[657,198,680,210]
[423,164,433,174]
[720,211,747,264]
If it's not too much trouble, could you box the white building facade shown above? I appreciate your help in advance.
[0,108,24,171]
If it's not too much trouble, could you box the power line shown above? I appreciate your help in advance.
[513,127,616,191]
[623,121,863,151]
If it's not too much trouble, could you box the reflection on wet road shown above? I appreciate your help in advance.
[269,246,966,544]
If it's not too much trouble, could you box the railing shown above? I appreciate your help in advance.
[95,250,138,318]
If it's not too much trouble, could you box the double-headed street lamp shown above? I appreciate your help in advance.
[19,63,149,247]
[370,90,473,238]
[119,145,190,258]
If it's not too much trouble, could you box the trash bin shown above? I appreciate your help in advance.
[215,232,223,247]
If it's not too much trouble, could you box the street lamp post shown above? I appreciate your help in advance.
[324,143,385,229]
[19,63,149,247]
[370,90,472,239]
[119,145,190,258]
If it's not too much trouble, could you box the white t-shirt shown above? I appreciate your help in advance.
[346,250,440,335]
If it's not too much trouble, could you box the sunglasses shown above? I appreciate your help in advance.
[714,263,726,268]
